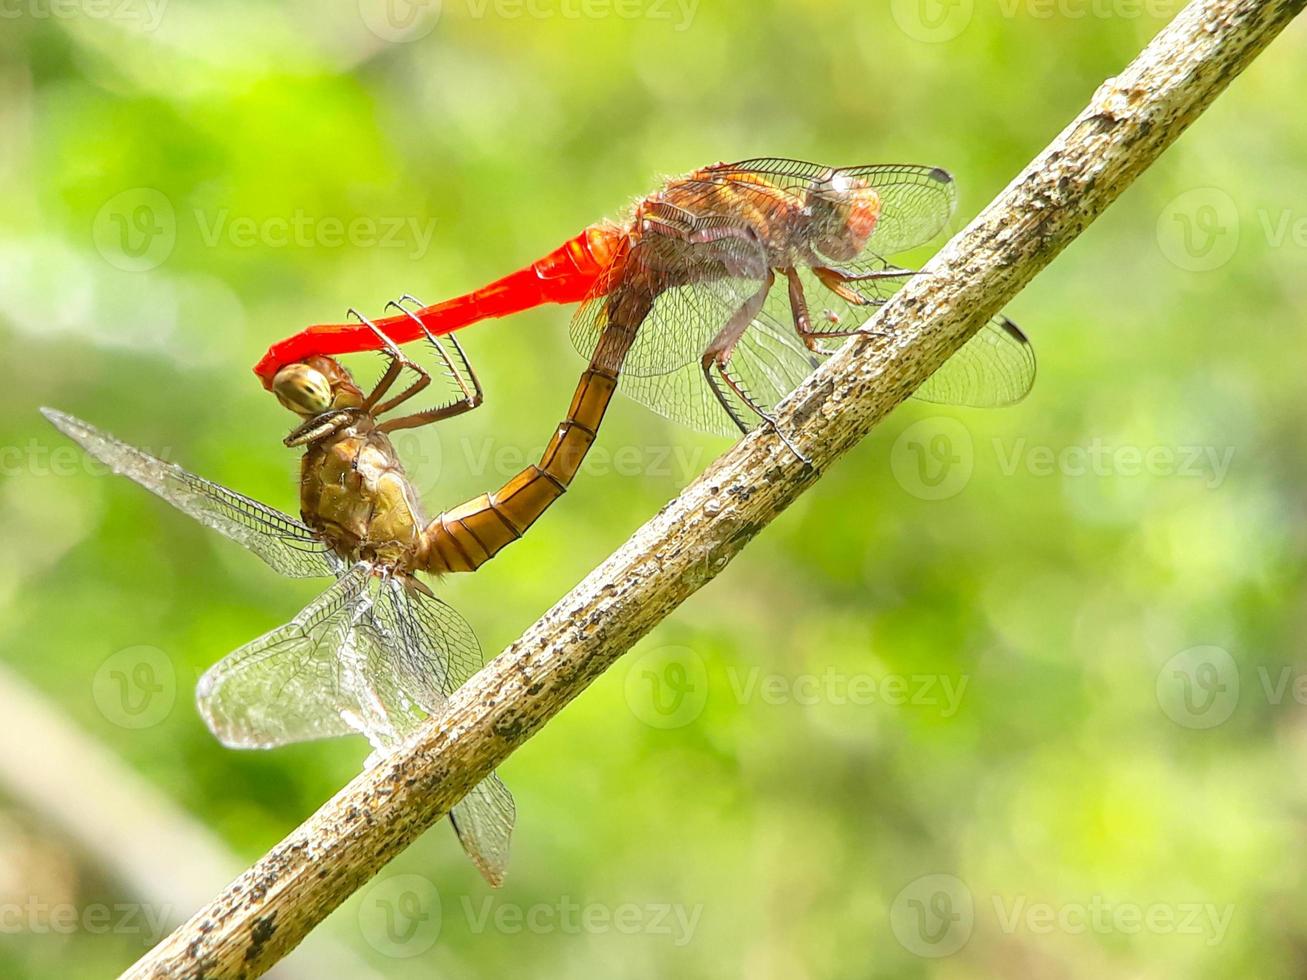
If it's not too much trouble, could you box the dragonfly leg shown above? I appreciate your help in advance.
[700,274,809,464]
[347,308,434,415]
[372,296,485,434]
[782,267,888,354]
[284,408,357,447]
[389,295,484,408]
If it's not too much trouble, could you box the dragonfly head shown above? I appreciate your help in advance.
[805,173,881,262]
[272,355,365,417]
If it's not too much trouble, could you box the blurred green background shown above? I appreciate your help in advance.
[0,1,1304,977]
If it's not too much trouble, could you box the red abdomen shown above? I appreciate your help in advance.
[254,222,628,385]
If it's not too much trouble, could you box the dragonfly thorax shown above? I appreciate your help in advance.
[299,421,427,571]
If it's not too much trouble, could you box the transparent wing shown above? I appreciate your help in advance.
[617,284,821,437]
[913,316,1037,407]
[570,206,772,379]
[367,577,514,887]
[449,775,516,888]
[41,408,339,579]
[685,159,959,262]
[773,267,1036,407]
[197,567,514,885]
[197,565,372,748]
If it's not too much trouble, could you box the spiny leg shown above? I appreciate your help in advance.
[373,296,485,435]
[283,409,354,448]
[784,266,921,351]
[700,273,809,464]
[346,307,433,415]
[388,294,483,408]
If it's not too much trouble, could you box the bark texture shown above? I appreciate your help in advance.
[123,1,1306,975]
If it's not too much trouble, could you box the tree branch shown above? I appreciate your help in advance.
[124,1,1304,975]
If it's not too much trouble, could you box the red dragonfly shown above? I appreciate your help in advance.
[254,159,1035,444]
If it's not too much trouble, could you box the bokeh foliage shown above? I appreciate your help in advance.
[0,2,1305,976]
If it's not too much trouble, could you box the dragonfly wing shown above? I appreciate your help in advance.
[780,267,1036,407]
[41,408,339,579]
[829,163,958,261]
[569,208,772,379]
[912,316,1037,407]
[681,159,958,263]
[367,577,514,886]
[615,281,820,437]
[569,208,813,436]
[197,565,372,748]
[448,774,516,887]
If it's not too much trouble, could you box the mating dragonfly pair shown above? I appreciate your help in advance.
[47,158,1035,885]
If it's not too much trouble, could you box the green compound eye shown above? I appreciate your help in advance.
[272,363,333,416]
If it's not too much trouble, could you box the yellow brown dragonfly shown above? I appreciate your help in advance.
[42,301,617,884]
